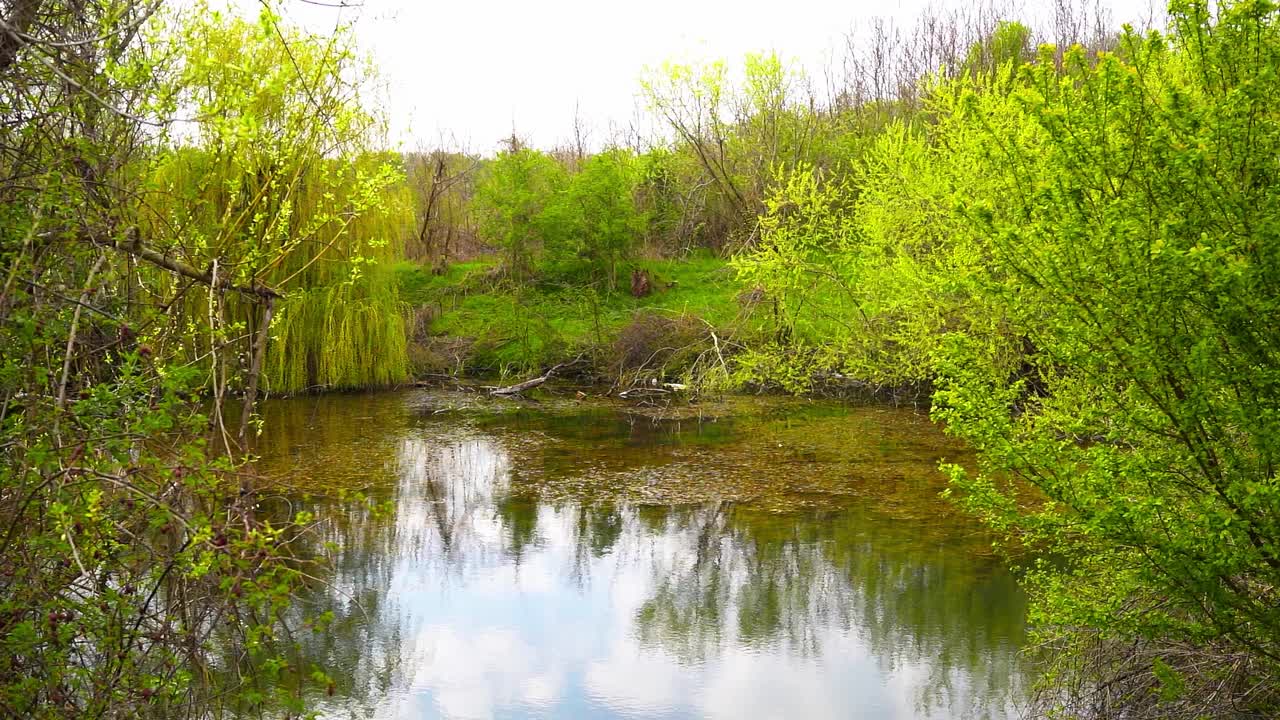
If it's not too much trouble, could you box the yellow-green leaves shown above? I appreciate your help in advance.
[135,7,413,394]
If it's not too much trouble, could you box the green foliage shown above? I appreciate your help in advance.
[734,71,1023,390]
[472,147,568,282]
[540,149,645,288]
[0,2,401,716]
[633,147,696,252]
[472,147,645,289]
[12,0,1279,714]
[266,273,408,392]
[922,2,1280,715]
[726,1,1280,713]
[962,20,1033,80]
[140,7,414,394]
[0,347,318,717]
[640,53,815,249]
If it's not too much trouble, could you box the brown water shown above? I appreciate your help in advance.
[253,389,1028,720]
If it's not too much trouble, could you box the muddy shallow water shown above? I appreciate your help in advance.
[253,389,1028,719]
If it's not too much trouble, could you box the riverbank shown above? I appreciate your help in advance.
[395,252,765,383]
[392,253,926,404]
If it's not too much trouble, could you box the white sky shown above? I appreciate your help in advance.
[260,0,1164,154]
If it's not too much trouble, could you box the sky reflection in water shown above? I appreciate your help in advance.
[254,391,1028,720]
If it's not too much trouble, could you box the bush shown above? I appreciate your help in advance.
[932,3,1280,716]
[540,149,644,289]
[472,148,567,282]
[612,312,709,380]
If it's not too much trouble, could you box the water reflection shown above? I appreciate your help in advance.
[255,391,1027,719]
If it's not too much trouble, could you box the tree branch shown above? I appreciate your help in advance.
[94,228,281,300]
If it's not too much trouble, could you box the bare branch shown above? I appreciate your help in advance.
[93,228,282,300]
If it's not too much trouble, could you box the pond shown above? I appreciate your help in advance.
[252,389,1029,720]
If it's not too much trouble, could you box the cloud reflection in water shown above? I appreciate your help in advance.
[258,393,1027,720]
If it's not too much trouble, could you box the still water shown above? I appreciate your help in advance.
[254,390,1028,720]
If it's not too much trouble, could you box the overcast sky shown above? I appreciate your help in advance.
[256,0,1164,154]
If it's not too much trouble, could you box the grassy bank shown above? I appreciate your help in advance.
[394,253,773,383]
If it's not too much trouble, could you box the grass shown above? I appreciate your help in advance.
[395,252,772,377]
[393,259,494,306]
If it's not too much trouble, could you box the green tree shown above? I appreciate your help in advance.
[732,3,1280,713]
[732,69,1023,391]
[640,53,814,250]
[540,148,644,289]
[472,147,567,282]
[143,5,412,396]
[962,20,1033,81]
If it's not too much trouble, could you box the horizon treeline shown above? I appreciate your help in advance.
[401,5,1126,260]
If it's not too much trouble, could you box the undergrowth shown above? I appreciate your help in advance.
[395,252,773,381]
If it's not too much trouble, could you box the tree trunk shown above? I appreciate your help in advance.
[0,0,45,74]
[238,296,275,441]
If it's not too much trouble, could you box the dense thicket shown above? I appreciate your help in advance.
[732,1,1280,716]
[0,2,400,715]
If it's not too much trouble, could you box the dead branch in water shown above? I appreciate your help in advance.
[489,355,587,397]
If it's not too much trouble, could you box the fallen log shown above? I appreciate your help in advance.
[490,362,565,397]
[618,383,688,400]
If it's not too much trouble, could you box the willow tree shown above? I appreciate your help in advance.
[140,4,413,402]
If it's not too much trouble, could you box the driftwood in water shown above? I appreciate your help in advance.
[490,362,568,397]
[618,383,687,400]
[412,373,472,389]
